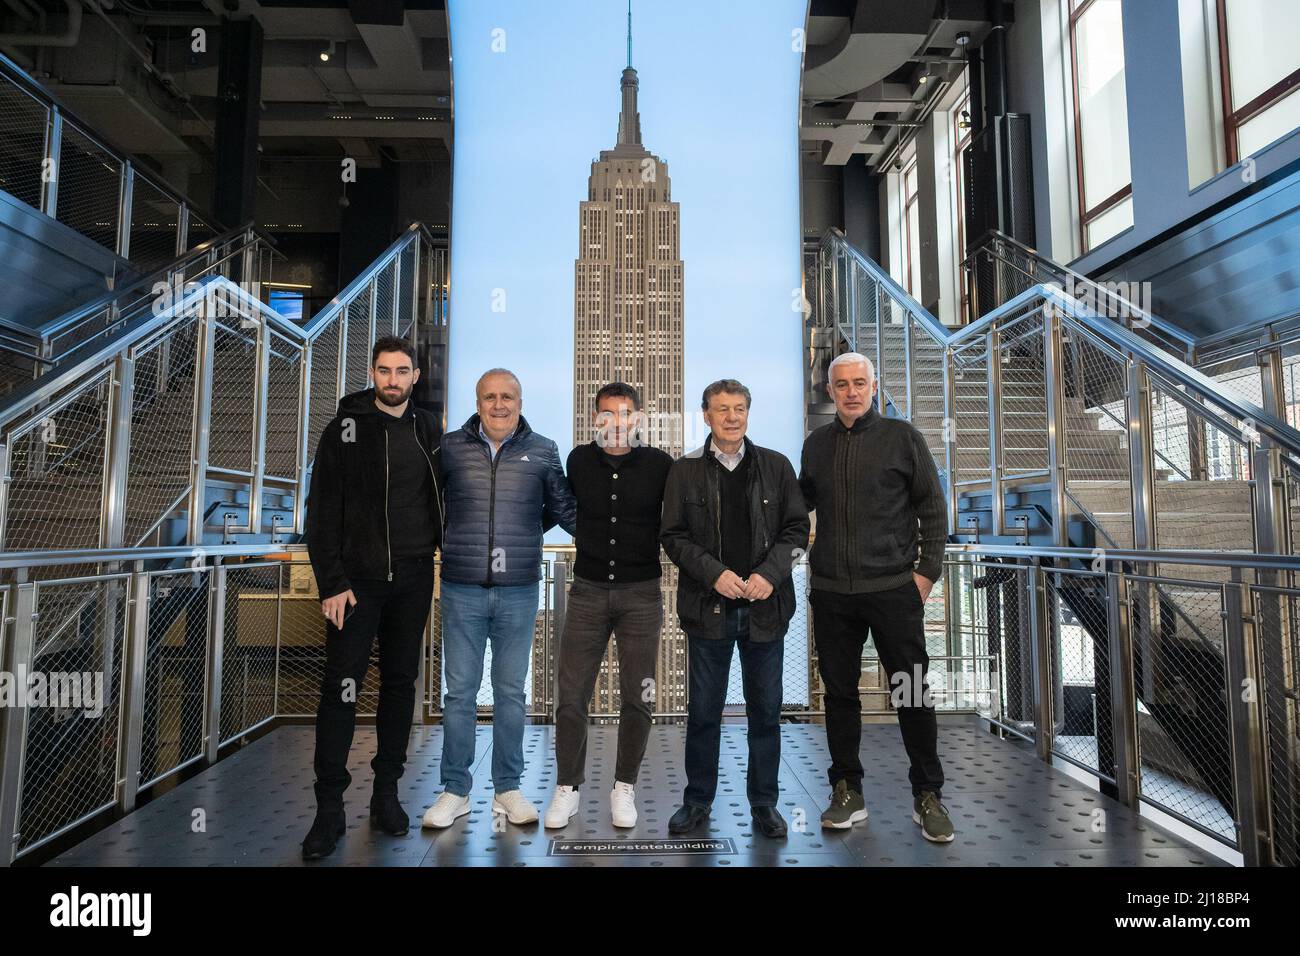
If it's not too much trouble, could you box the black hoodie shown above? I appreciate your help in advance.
[304,388,444,599]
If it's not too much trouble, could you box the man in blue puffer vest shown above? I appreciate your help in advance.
[422,368,577,829]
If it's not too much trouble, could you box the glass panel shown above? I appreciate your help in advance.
[1075,0,1131,212]
[1224,0,1300,109]
[1238,87,1300,157]
[906,199,921,299]
[1084,194,1133,248]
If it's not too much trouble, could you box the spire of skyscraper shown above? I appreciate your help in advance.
[617,0,642,147]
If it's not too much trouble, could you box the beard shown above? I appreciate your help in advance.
[375,383,412,407]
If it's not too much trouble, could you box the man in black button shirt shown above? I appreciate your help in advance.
[544,383,672,830]
[301,336,443,860]
[660,379,809,838]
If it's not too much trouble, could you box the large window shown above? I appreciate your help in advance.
[902,155,921,299]
[950,84,971,321]
[1068,0,1133,251]
[1217,0,1300,163]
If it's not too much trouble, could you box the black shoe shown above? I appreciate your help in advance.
[302,810,346,860]
[668,804,710,833]
[369,793,411,835]
[751,806,788,838]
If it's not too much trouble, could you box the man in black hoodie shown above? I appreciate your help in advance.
[301,336,443,860]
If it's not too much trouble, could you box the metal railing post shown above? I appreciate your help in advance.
[390,248,402,335]
[176,203,190,256]
[1105,571,1140,808]
[368,277,379,358]
[874,286,886,412]
[294,345,313,534]
[987,326,1004,536]
[247,318,271,535]
[409,232,421,347]
[1254,346,1285,558]
[116,161,135,260]
[40,107,62,219]
[204,564,227,763]
[943,348,958,534]
[551,554,569,722]
[239,227,256,287]
[0,583,36,866]
[1224,577,1272,865]
[1026,562,1054,761]
[102,352,134,549]
[336,289,350,401]
[187,298,215,546]
[903,310,914,418]
[118,568,150,813]
[1043,306,1070,547]
[1126,358,1158,701]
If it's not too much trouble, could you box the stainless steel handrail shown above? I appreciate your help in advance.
[965,228,1197,351]
[827,228,1300,464]
[0,49,250,253]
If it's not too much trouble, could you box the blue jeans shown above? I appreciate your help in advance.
[683,606,785,809]
[439,581,539,795]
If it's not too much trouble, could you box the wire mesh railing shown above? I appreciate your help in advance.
[0,51,225,270]
[0,223,440,557]
[1,540,1295,864]
[818,230,1300,568]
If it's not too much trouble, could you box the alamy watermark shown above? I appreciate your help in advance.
[0,666,105,718]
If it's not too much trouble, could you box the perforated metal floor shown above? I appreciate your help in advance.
[48,718,1225,867]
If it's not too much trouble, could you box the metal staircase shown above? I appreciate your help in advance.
[807,227,1300,866]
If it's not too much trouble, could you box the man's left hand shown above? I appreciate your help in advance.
[743,573,774,601]
[913,573,934,602]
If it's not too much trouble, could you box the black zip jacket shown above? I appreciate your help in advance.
[660,434,810,642]
[798,405,946,593]
[305,388,444,599]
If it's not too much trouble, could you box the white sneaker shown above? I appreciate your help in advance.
[544,785,580,829]
[492,789,539,825]
[610,781,637,828]
[421,791,470,829]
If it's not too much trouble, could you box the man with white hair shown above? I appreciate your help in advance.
[798,351,953,842]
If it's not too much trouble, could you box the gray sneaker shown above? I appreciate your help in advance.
[913,791,955,843]
[820,780,869,829]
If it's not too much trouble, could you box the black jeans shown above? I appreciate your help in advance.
[312,557,434,813]
[683,606,784,809]
[811,583,944,798]
[554,576,663,787]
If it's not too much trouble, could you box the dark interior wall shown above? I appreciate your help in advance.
[397,160,452,231]
[266,232,341,321]
[842,154,880,259]
[802,151,843,240]
[337,156,401,285]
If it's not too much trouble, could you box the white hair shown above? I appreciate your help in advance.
[828,352,876,380]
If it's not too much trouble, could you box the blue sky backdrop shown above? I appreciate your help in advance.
[447,0,808,477]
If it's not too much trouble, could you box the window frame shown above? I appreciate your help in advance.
[1215,0,1300,165]
[901,154,921,299]
[951,83,971,322]
[1067,0,1133,252]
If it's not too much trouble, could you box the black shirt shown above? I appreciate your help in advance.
[382,411,438,561]
[567,441,673,585]
[718,452,753,611]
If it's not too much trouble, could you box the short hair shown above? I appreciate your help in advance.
[594,382,640,411]
[371,335,416,367]
[701,378,752,411]
[828,351,876,381]
[476,367,522,398]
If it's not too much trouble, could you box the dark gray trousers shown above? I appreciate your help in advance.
[554,576,663,787]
